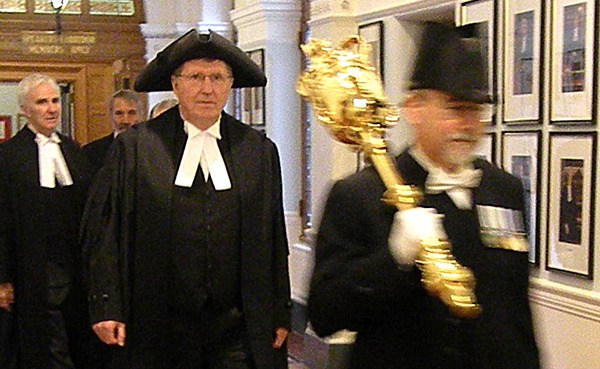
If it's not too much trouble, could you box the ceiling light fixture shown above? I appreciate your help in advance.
[50,0,69,34]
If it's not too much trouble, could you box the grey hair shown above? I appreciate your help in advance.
[17,74,60,107]
[150,98,178,118]
[108,89,142,116]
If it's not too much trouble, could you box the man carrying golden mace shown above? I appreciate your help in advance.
[302,22,540,369]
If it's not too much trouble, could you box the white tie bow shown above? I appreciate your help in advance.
[425,168,482,194]
[35,132,73,188]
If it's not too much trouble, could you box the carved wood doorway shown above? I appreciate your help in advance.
[0,61,114,145]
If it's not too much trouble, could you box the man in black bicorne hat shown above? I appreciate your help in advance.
[81,29,291,369]
[308,22,540,369]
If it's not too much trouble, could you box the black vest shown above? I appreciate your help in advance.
[169,150,241,314]
[40,185,79,284]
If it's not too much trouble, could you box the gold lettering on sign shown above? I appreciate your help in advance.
[21,31,96,56]
[28,45,65,54]
[70,46,90,54]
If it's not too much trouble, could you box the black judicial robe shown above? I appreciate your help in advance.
[308,149,540,369]
[81,108,291,369]
[0,127,92,369]
[82,134,114,176]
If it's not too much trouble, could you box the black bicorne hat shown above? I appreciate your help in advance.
[134,29,267,92]
[409,22,492,104]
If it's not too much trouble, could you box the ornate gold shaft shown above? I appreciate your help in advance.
[297,37,481,318]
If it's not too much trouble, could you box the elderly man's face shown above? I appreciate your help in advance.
[404,89,487,172]
[111,97,140,134]
[171,58,233,129]
[21,82,61,137]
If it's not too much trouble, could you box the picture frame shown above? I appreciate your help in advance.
[550,0,596,123]
[241,86,252,125]
[474,132,496,164]
[546,132,596,278]
[501,131,541,264]
[503,0,543,124]
[231,89,242,121]
[460,0,496,122]
[0,115,10,143]
[247,48,265,127]
[358,20,384,80]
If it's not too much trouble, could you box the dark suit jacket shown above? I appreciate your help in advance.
[83,134,114,176]
[308,149,540,369]
[81,109,291,369]
[0,127,92,369]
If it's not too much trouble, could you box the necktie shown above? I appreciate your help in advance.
[35,132,73,188]
[174,122,231,190]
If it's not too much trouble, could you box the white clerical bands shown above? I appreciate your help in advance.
[174,121,231,190]
[35,132,73,188]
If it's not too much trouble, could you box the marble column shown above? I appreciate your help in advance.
[198,0,233,37]
[231,0,303,241]
[140,0,200,111]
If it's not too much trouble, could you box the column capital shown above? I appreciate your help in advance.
[231,0,301,45]
[231,0,301,22]
[139,23,178,40]
[309,0,356,25]
[197,22,233,39]
[173,23,200,36]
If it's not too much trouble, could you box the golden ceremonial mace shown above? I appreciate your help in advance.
[297,36,482,318]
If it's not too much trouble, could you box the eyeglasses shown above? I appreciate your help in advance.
[175,73,233,87]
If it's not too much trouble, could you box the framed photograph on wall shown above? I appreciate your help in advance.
[247,49,265,127]
[358,20,384,79]
[503,0,543,124]
[501,131,541,264]
[252,84,264,126]
[546,132,596,278]
[474,132,496,164]
[241,87,252,124]
[550,0,596,123]
[460,0,496,125]
[0,115,10,143]
[231,89,242,121]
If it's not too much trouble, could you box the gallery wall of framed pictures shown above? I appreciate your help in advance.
[459,0,600,281]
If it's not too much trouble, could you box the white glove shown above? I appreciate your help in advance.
[388,207,447,267]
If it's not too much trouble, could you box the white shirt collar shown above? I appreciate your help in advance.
[28,124,61,143]
[183,116,222,140]
[409,146,480,210]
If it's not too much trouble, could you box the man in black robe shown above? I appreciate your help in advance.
[81,30,291,369]
[82,89,143,175]
[0,74,92,369]
[308,23,540,369]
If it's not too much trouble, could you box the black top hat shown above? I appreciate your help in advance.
[134,29,267,92]
[409,22,492,104]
